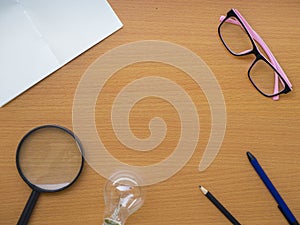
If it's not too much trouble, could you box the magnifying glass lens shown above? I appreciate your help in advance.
[18,126,83,191]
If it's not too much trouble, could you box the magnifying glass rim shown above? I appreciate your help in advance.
[16,124,84,193]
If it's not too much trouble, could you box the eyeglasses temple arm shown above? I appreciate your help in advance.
[233,10,292,87]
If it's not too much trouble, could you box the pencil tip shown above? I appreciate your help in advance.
[246,151,255,161]
[199,185,208,195]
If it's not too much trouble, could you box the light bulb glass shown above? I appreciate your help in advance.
[102,172,145,225]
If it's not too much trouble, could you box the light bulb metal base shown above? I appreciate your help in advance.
[103,218,122,225]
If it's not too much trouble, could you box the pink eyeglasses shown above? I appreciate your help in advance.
[218,9,292,100]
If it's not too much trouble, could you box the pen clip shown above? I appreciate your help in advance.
[278,205,297,225]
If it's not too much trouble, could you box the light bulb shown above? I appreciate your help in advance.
[102,172,145,225]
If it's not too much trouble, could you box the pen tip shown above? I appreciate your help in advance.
[246,151,255,161]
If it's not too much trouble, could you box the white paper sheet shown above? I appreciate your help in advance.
[0,0,123,107]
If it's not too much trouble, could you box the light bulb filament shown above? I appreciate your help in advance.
[111,193,134,220]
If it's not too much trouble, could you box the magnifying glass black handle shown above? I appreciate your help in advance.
[17,190,40,225]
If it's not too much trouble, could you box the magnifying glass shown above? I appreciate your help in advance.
[16,125,84,225]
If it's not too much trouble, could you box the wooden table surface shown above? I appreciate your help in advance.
[1,0,300,224]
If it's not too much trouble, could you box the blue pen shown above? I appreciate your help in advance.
[247,152,299,225]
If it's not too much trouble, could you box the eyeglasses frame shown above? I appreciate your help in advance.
[218,9,292,99]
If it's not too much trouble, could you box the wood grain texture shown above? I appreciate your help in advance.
[1,0,300,224]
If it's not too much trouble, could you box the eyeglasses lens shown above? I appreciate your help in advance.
[249,59,284,96]
[219,16,252,55]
